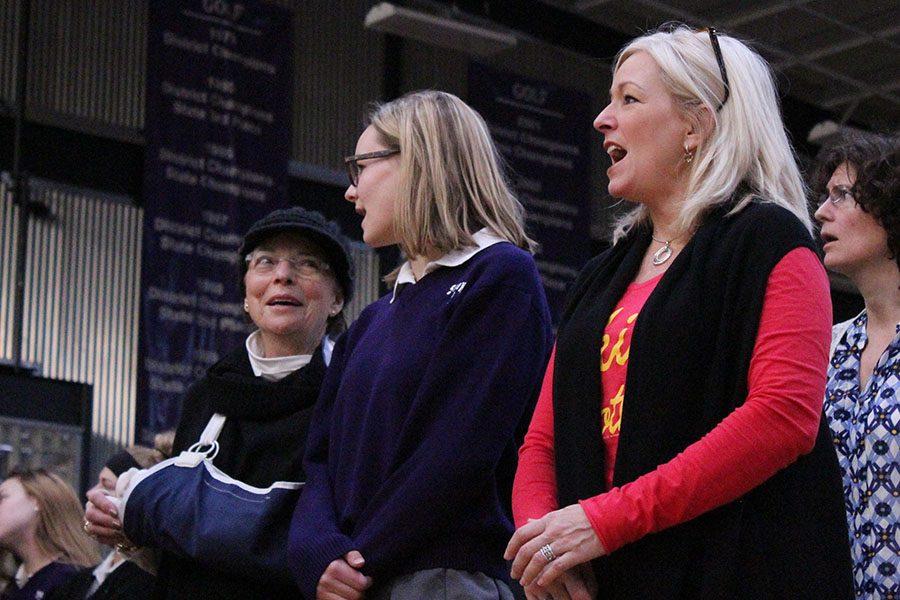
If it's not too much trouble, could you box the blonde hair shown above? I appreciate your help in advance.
[367,91,536,268]
[12,469,100,567]
[113,432,173,471]
[152,430,176,459]
[611,24,811,242]
[123,445,165,468]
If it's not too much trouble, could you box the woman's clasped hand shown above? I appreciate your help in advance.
[506,505,604,588]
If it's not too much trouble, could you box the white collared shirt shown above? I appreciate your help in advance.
[391,228,506,303]
[245,330,314,381]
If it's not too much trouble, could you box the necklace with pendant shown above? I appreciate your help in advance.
[651,234,674,266]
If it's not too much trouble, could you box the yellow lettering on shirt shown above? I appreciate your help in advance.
[602,384,624,437]
[600,310,638,372]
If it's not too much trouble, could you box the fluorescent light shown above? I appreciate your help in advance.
[364,2,517,57]
[808,120,870,146]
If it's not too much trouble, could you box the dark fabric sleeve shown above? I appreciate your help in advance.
[288,331,357,599]
[42,569,93,600]
[98,562,156,600]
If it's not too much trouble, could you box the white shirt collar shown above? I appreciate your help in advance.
[89,551,124,592]
[14,564,27,589]
[245,330,313,381]
[391,228,506,302]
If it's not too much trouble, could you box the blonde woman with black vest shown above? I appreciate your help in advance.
[506,24,852,600]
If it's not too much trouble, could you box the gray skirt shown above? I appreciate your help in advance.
[369,568,515,600]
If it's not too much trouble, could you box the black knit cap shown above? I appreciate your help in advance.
[239,207,354,301]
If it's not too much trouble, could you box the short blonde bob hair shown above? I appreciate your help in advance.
[366,90,536,261]
[611,24,811,242]
[11,469,100,567]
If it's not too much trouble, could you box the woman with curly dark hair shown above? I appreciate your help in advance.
[813,133,899,599]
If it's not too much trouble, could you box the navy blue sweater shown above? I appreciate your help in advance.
[289,242,552,598]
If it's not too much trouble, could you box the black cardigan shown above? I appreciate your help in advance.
[554,202,852,598]
[46,560,154,600]
[154,344,326,600]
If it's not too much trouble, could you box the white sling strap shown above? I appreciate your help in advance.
[199,413,227,445]
[182,413,227,463]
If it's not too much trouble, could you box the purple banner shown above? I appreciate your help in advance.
[468,63,593,323]
[139,0,292,439]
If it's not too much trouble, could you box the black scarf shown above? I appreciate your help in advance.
[204,344,326,420]
[171,343,327,487]
[553,202,851,598]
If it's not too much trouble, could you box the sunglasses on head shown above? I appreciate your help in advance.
[700,27,731,111]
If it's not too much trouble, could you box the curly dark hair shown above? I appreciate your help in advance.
[812,133,899,272]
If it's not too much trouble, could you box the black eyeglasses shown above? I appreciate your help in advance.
[343,149,400,187]
[703,27,730,112]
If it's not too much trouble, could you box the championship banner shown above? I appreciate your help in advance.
[468,63,593,323]
[139,0,292,439]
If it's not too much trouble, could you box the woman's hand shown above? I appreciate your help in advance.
[316,550,373,600]
[506,504,606,589]
[84,488,129,547]
[523,564,597,600]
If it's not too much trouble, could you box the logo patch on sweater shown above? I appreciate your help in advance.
[447,281,467,298]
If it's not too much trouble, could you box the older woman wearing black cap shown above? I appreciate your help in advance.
[84,207,354,600]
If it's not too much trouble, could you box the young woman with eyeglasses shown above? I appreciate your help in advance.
[84,207,355,599]
[814,134,899,599]
[288,90,553,600]
[505,24,852,599]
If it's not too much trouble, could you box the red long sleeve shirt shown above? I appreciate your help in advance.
[512,247,832,553]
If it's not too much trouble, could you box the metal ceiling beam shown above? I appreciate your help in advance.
[840,98,862,124]
[721,0,813,29]
[618,0,900,108]
[431,0,627,59]
[573,0,616,11]
[822,76,900,108]
[796,3,900,52]
[775,23,900,69]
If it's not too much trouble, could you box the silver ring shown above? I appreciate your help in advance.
[539,543,556,563]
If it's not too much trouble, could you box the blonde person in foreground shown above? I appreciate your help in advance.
[289,90,553,600]
[506,24,853,599]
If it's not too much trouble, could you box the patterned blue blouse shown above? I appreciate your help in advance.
[824,311,900,599]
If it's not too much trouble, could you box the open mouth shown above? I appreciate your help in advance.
[267,296,302,307]
[821,233,838,244]
[606,143,627,164]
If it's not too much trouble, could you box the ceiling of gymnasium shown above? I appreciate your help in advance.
[541,0,899,133]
